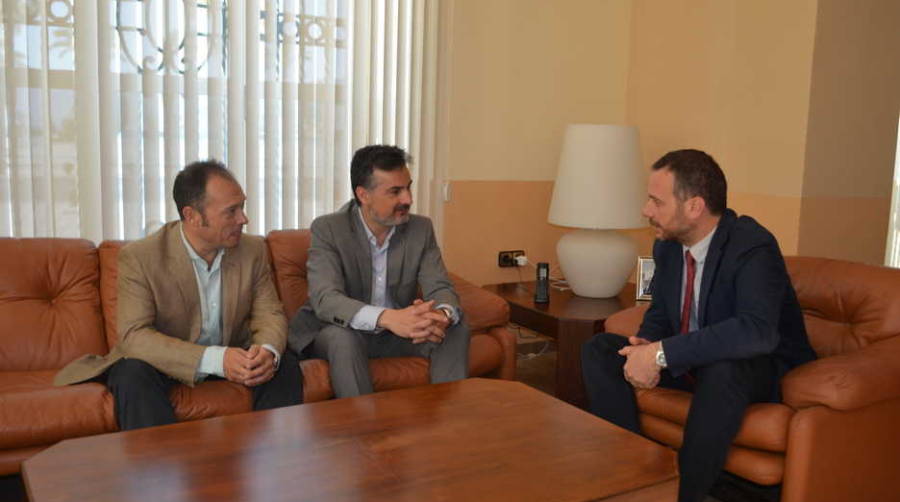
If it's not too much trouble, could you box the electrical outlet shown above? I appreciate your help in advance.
[498,250,525,268]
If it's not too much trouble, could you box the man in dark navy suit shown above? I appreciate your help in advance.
[582,149,816,502]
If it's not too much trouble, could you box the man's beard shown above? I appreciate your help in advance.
[649,216,692,244]
[371,204,411,227]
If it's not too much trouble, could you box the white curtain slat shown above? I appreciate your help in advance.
[264,0,278,232]
[227,0,246,187]
[321,0,337,212]
[395,0,409,149]
[142,69,162,231]
[421,0,440,228]
[208,0,225,161]
[163,1,181,222]
[6,13,27,237]
[409,0,424,212]
[382,0,396,145]
[184,0,199,164]
[369,0,382,143]
[298,12,315,226]
[245,0,260,233]
[350,0,370,150]
[121,73,143,240]
[119,0,144,240]
[30,1,52,237]
[98,0,120,239]
[281,0,298,229]
[0,1,10,236]
[74,0,102,242]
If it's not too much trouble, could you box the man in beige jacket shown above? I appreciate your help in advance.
[55,160,301,430]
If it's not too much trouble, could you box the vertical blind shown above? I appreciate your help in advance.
[884,114,900,267]
[0,0,439,243]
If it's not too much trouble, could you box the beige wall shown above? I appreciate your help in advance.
[797,0,900,264]
[438,0,900,285]
[625,0,819,255]
[440,0,639,285]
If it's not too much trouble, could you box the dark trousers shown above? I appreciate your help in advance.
[581,333,778,502]
[107,350,303,431]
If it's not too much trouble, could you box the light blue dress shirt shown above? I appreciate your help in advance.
[349,210,459,331]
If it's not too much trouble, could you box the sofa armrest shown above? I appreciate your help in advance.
[605,304,649,337]
[449,273,509,331]
[782,335,900,411]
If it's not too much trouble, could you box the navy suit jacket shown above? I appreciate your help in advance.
[638,209,816,379]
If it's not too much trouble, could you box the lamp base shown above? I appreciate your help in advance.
[556,229,636,298]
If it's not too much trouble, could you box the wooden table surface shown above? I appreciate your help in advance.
[23,379,676,502]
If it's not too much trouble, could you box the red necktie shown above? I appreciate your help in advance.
[680,250,696,334]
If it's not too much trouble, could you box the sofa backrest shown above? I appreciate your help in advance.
[98,240,127,349]
[0,238,107,370]
[786,256,900,358]
[265,229,312,319]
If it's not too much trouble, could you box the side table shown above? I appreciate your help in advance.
[483,281,636,407]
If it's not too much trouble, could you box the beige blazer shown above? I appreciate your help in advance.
[55,221,286,386]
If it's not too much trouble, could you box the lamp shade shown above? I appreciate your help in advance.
[548,124,645,229]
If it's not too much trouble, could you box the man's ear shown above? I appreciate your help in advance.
[687,196,706,218]
[355,185,370,206]
[183,205,199,226]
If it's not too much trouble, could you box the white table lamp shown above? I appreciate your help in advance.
[548,124,645,298]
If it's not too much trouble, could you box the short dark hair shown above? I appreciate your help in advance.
[173,159,236,220]
[350,145,411,203]
[651,149,727,215]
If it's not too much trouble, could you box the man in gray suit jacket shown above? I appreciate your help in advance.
[288,145,469,397]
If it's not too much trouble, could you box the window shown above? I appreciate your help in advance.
[0,0,438,242]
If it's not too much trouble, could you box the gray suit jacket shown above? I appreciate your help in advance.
[288,201,460,354]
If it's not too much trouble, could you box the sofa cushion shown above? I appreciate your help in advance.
[0,238,107,370]
[0,371,115,449]
[170,380,253,421]
[639,414,786,486]
[635,387,793,452]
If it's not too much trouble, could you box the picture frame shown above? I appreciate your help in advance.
[636,256,655,301]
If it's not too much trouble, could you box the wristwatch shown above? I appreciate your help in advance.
[438,306,454,322]
[655,346,667,368]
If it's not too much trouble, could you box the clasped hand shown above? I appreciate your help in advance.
[378,299,450,344]
[618,337,662,389]
[224,344,276,387]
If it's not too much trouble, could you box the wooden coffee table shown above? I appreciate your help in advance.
[23,379,676,501]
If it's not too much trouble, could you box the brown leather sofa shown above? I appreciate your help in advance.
[604,256,900,502]
[0,231,516,476]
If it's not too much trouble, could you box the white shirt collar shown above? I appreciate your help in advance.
[683,226,716,264]
[179,223,224,270]
[356,207,395,251]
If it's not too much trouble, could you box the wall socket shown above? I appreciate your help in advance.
[498,250,525,268]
